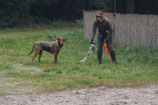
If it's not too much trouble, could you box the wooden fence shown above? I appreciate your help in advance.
[84,11,158,47]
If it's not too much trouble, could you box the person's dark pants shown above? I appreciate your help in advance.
[97,33,116,64]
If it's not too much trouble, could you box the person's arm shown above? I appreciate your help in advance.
[91,21,97,44]
[106,21,112,40]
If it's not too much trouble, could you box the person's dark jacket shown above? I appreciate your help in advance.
[91,17,113,41]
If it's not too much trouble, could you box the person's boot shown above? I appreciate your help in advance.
[97,51,102,64]
[110,51,117,64]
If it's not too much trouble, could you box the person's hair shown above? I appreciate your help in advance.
[96,11,103,17]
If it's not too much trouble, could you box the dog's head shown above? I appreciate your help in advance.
[57,37,66,47]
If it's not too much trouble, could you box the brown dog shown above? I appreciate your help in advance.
[27,37,66,64]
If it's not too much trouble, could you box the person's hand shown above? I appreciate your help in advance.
[91,39,94,44]
[104,39,107,43]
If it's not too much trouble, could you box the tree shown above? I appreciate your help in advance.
[0,0,112,28]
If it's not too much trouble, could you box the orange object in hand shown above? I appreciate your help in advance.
[104,43,108,54]
[104,42,111,63]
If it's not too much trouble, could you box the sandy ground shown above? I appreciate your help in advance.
[0,85,158,105]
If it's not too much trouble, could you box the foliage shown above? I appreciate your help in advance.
[0,0,112,28]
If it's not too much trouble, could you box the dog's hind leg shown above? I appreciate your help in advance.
[32,53,38,63]
[38,51,43,63]
[32,45,42,63]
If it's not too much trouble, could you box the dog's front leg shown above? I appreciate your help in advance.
[54,52,58,64]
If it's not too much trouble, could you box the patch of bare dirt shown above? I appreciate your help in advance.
[0,38,12,41]
[0,52,4,55]
[0,75,38,95]
[0,85,158,105]
[15,64,42,71]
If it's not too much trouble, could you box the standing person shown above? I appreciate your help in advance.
[91,11,117,64]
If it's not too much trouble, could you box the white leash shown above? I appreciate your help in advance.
[72,44,94,65]
[80,44,94,63]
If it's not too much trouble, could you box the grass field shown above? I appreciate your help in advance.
[0,26,158,96]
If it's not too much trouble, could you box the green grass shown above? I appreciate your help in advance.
[0,26,158,95]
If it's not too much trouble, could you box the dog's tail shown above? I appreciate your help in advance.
[27,43,35,56]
